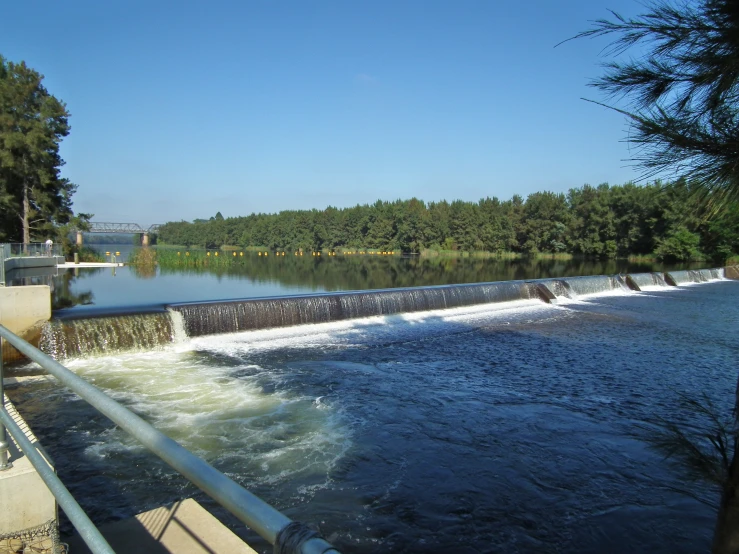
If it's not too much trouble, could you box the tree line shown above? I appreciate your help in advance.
[157,180,739,262]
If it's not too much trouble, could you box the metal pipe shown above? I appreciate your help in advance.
[0,337,11,470]
[0,409,116,554]
[0,325,338,552]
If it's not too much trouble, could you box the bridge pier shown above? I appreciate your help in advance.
[76,231,83,247]
[142,233,149,246]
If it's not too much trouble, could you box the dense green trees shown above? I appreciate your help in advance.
[0,56,87,244]
[157,180,739,262]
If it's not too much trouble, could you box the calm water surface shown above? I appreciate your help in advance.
[8,280,738,553]
[22,249,709,312]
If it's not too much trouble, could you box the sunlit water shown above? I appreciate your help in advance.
[7,279,739,553]
[19,250,708,313]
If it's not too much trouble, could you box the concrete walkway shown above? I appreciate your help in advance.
[65,499,258,554]
[57,262,124,268]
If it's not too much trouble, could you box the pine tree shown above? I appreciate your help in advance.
[569,0,739,209]
[0,56,79,243]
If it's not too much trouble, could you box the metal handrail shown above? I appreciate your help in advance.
[0,245,5,286]
[1,242,63,259]
[0,326,339,554]
[0,407,116,554]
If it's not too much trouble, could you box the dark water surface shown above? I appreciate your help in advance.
[8,280,738,553]
[40,251,705,312]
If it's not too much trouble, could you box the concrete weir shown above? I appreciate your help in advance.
[0,286,51,364]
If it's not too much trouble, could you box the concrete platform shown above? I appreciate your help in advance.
[57,262,124,268]
[65,498,257,554]
[4,256,65,272]
[0,395,57,536]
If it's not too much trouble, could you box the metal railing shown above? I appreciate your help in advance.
[0,327,340,554]
[2,242,63,259]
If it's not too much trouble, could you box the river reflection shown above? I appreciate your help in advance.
[51,252,705,312]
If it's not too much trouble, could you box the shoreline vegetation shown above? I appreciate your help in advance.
[128,245,739,270]
[151,181,739,266]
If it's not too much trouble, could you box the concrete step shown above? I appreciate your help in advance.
[65,499,258,554]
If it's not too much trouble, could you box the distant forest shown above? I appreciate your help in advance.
[157,181,739,262]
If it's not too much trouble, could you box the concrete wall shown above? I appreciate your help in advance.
[0,395,57,535]
[4,256,64,272]
[0,286,51,363]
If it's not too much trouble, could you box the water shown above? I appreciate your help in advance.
[7,277,738,553]
[47,252,705,313]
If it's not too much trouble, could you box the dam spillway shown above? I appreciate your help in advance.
[8,268,738,553]
[39,269,727,359]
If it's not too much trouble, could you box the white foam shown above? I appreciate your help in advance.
[187,298,551,355]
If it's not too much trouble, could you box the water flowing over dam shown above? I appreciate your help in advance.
[39,270,725,359]
[10,268,738,553]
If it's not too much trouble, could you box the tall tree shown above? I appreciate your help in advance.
[570,0,739,209]
[572,2,739,551]
[0,56,78,243]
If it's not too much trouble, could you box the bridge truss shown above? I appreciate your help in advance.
[86,222,161,234]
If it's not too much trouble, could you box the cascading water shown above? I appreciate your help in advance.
[666,268,724,286]
[34,269,729,360]
[40,313,175,360]
[626,272,669,291]
[11,275,739,554]
[546,274,628,299]
[168,281,536,337]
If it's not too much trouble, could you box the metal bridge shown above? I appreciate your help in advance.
[86,222,162,234]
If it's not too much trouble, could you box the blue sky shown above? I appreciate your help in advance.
[2,0,646,226]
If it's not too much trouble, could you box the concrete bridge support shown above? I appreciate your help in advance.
[142,233,149,247]
[76,232,83,247]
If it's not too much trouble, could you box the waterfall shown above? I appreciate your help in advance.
[40,313,175,360]
[699,268,724,281]
[625,272,668,291]
[666,268,723,286]
[168,281,536,337]
[35,268,730,359]
[550,275,627,298]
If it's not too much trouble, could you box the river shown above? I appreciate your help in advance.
[5,265,736,553]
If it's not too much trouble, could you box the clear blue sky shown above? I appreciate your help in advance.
[2,0,645,226]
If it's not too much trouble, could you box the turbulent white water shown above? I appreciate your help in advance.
[10,278,739,554]
[51,298,554,498]
[62,347,351,492]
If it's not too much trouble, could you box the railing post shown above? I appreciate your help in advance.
[0,337,13,470]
